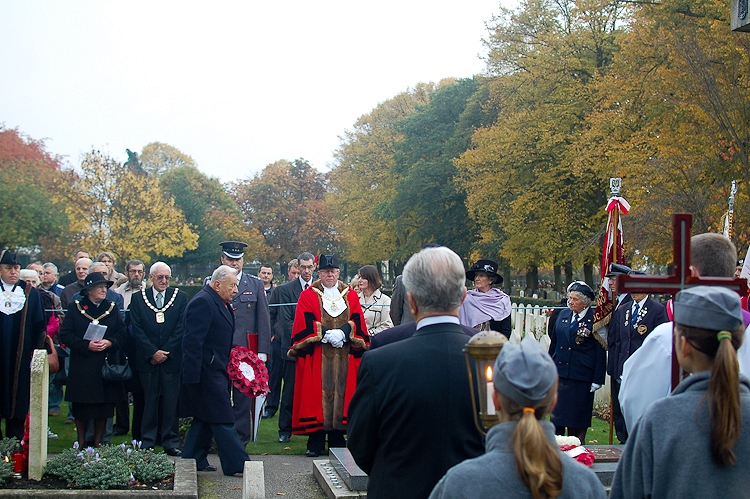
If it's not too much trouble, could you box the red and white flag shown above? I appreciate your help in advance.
[593,196,630,334]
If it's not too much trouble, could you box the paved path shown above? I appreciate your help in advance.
[195,454,326,499]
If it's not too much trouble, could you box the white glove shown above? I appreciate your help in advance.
[258,353,268,362]
[590,383,601,392]
[324,329,345,348]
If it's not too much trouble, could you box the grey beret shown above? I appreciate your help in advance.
[493,335,557,408]
[674,286,743,331]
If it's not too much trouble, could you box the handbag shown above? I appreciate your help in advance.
[45,335,60,374]
[101,349,133,381]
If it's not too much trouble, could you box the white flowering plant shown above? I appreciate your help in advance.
[44,440,174,489]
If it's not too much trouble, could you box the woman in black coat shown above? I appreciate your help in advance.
[59,273,127,448]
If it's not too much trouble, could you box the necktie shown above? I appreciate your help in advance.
[156,292,163,308]
[304,283,309,290]
[570,313,579,330]
[631,303,640,330]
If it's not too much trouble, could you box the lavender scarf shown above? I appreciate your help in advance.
[459,288,512,329]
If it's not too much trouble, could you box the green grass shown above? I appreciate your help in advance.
[48,404,619,455]
[48,405,309,455]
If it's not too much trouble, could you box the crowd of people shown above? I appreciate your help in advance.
[1,233,749,498]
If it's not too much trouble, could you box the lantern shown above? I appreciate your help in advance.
[463,330,508,435]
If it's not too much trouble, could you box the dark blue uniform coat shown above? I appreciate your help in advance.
[179,286,235,424]
[549,308,606,428]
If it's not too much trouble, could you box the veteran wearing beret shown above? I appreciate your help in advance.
[548,281,606,444]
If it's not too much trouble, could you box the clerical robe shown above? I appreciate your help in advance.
[289,281,368,434]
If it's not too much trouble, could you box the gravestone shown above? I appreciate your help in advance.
[732,0,750,31]
[28,348,49,480]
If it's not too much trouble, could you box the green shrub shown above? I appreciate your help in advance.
[45,441,174,489]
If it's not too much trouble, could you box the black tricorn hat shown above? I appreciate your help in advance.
[466,259,502,286]
[220,241,247,259]
[81,272,114,294]
[318,254,339,270]
[0,250,20,266]
[605,263,631,277]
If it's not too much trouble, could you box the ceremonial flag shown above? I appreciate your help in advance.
[593,196,630,333]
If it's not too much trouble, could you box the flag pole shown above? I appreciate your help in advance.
[607,178,622,445]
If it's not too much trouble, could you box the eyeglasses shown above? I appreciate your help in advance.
[128,270,145,275]
[299,265,315,271]
[153,275,171,281]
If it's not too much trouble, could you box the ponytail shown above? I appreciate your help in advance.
[676,323,744,466]
[500,381,562,499]
[709,328,743,465]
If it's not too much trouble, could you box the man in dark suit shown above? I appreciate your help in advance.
[180,265,248,475]
[211,241,271,445]
[607,272,668,443]
[263,258,300,419]
[129,261,187,456]
[269,252,315,442]
[347,247,484,499]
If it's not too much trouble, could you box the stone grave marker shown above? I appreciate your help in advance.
[28,348,50,480]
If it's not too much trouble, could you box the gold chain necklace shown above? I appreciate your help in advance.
[313,285,348,312]
[75,300,115,324]
[141,287,179,323]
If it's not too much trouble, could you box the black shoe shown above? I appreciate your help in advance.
[278,434,290,443]
[112,428,128,436]
[305,450,321,457]
[263,409,276,418]
[198,465,217,472]
[164,448,182,457]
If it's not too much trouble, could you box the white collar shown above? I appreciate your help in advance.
[416,315,460,329]
[299,276,313,288]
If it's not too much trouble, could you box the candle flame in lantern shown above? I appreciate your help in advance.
[485,365,493,382]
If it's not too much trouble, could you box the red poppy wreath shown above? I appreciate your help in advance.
[228,346,270,397]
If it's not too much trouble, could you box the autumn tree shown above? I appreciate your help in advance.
[575,0,750,263]
[60,150,198,261]
[140,142,197,176]
[0,126,69,254]
[456,0,625,289]
[328,83,436,266]
[230,159,335,264]
[160,164,263,278]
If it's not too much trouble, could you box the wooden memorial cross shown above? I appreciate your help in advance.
[617,214,747,389]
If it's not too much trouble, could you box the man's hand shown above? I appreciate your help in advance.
[590,383,601,392]
[324,329,345,348]
[151,350,170,365]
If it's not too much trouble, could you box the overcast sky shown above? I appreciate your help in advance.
[0,1,513,183]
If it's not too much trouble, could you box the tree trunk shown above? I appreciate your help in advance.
[564,261,573,290]
[554,264,562,293]
[583,262,594,288]
[526,265,539,295]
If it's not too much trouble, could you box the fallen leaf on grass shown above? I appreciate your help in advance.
[283,446,292,450]
[276,492,287,496]
[229,487,242,490]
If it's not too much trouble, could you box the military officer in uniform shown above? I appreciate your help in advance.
[208,241,271,445]
[607,270,667,443]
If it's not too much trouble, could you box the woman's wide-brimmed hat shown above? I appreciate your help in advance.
[81,272,114,294]
[466,259,502,286]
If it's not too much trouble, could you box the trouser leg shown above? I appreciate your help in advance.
[278,360,296,437]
